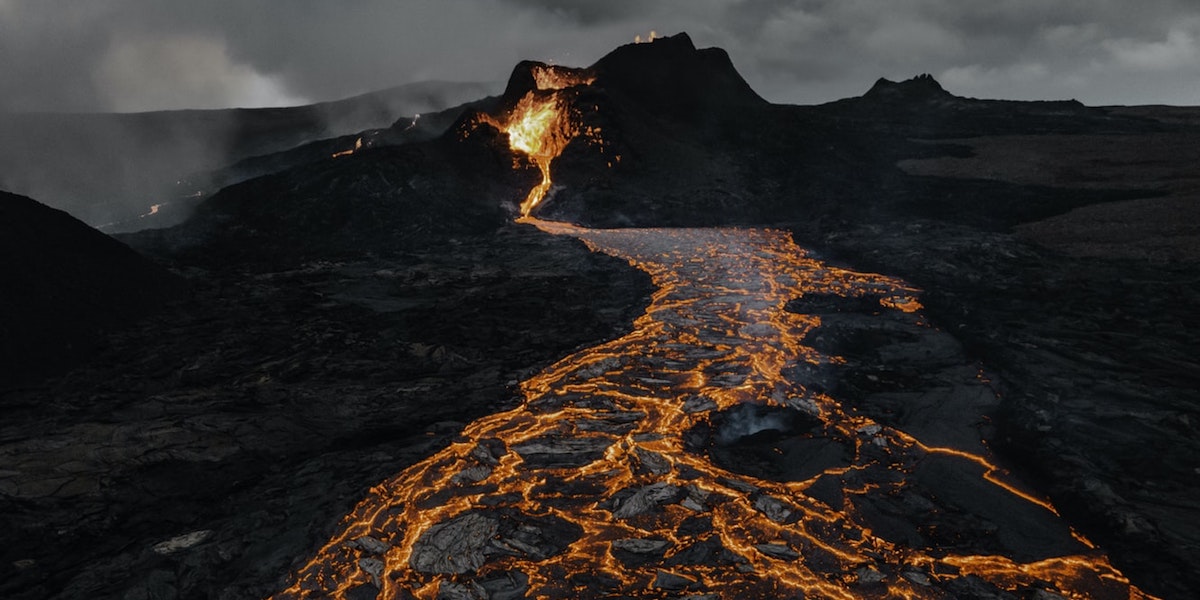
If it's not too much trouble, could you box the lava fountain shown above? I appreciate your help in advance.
[477,65,599,217]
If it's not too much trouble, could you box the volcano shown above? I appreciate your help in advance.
[1,32,1198,600]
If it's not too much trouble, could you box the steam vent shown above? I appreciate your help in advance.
[271,35,1157,600]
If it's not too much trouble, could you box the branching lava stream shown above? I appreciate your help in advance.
[272,220,1153,599]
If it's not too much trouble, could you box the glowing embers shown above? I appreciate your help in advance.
[331,136,363,158]
[530,64,595,91]
[138,203,163,218]
[634,30,659,44]
[270,224,1154,600]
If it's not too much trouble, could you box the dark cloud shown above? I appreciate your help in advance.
[497,0,648,25]
[1,0,1198,112]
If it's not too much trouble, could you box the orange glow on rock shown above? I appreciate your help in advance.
[477,65,597,217]
[269,221,1155,600]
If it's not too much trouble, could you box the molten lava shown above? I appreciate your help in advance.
[479,65,598,217]
[270,222,1154,600]
[138,203,162,218]
[332,137,363,158]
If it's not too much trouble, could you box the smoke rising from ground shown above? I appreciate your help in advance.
[716,404,798,446]
[0,80,499,229]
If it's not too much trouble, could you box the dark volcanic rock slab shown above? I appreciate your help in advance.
[411,513,498,574]
[512,436,614,469]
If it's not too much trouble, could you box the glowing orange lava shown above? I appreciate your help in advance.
[332,137,363,158]
[479,66,597,216]
[270,221,1154,600]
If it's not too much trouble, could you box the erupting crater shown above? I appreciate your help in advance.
[473,64,602,217]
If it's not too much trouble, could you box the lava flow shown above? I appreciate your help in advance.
[332,137,364,158]
[478,65,599,216]
[270,219,1153,599]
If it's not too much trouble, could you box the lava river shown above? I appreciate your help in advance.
[272,220,1152,599]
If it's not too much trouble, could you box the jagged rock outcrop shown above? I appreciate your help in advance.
[862,73,954,102]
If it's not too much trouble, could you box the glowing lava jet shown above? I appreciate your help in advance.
[477,65,600,217]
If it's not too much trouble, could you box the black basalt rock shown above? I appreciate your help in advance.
[0,191,183,385]
[590,32,768,118]
[862,73,954,103]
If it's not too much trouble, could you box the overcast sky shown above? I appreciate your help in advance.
[2,0,1198,112]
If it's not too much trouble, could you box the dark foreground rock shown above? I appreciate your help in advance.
[0,191,182,386]
[806,220,1200,600]
[0,223,652,600]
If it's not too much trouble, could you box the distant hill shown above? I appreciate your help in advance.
[0,80,500,229]
[0,191,182,386]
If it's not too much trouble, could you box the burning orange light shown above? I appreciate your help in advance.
[531,64,594,91]
[479,65,597,216]
[634,30,658,44]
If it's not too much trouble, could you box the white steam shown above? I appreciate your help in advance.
[716,404,793,445]
[94,34,307,112]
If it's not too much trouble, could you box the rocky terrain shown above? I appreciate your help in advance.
[1,218,652,600]
[1,32,1197,599]
[0,80,498,230]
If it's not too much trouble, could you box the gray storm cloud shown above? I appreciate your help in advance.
[95,34,308,112]
[1,0,1199,113]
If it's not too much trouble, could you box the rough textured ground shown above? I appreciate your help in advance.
[0,224,652,600]
[898,128,1200,262]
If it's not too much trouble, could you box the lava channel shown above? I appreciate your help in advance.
[270,220,1154,600]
